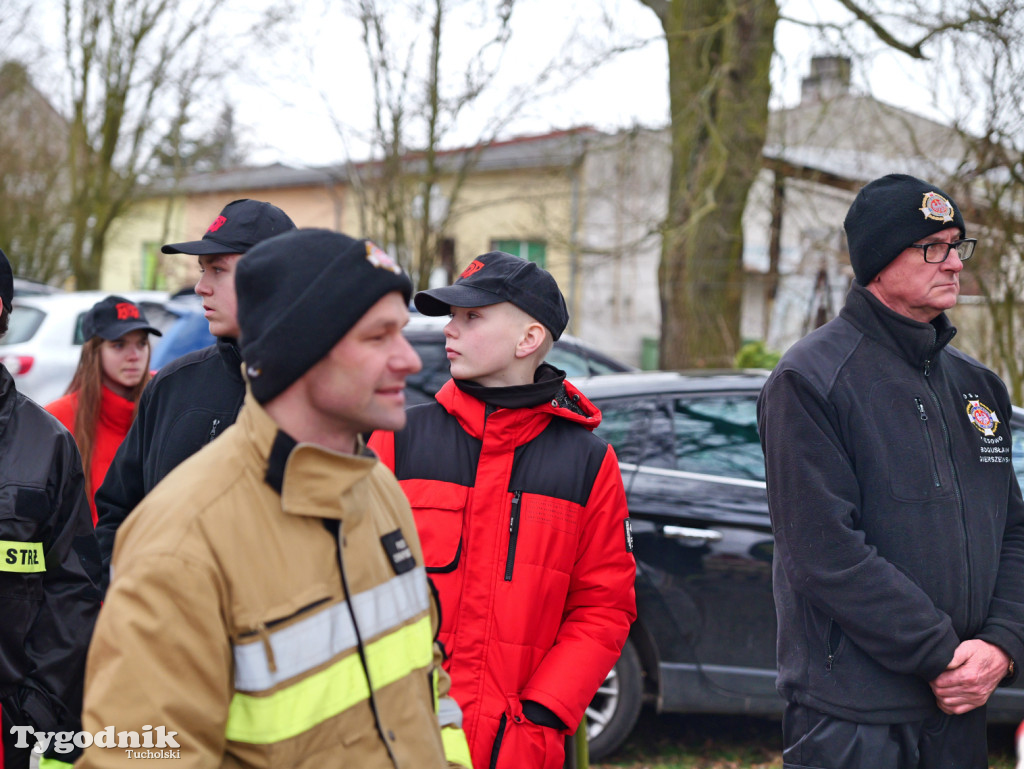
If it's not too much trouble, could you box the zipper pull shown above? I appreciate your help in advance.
[505,491,522,582]
[208,418,221,443]
[825,654,834,672]
[923,360,931,377]
[254,621,277,673]
[915,398,927,420]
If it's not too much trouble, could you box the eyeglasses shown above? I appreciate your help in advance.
[906,238,977,264]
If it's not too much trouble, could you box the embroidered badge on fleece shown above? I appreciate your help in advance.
[966,400,1000,437]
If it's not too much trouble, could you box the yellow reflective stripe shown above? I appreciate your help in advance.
[0,541,45,573]
[226,615,433,744]
[38,758,75,769]
[441,726,473,768]
[233,567,429,691]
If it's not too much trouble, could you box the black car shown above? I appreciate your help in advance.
[574,370,1024,760]
[401,314,636,405]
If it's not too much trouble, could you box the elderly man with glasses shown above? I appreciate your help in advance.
[756,173,1024,769]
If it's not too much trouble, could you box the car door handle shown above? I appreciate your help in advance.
[662,525,724,544]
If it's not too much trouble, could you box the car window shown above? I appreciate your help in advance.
[546,344,622,377]
[405,333,452,403]
[0,306,46,345]
[673,395,764,481]
[594,398,675,469]
[1012,418,1024,491]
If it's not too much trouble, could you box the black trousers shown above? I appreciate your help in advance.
[782,701,988,769]
[1,702,31,769]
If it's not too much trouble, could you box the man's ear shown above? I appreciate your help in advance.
[515,321,547,359]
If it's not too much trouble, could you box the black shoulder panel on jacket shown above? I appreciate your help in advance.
[392,403,481,487]
[510,419,607,507]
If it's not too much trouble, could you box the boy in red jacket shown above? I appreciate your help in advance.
[370,251,636,769]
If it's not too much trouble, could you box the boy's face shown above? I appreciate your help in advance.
[444,302,540,387]
[195,253,242,338]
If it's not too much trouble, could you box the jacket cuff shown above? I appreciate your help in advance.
[521,700,568,731]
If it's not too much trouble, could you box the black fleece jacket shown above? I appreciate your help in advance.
[94,338,245,587]
[757,284,1024,723]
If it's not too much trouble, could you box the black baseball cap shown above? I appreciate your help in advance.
[414,251,569,340]
[82,296,163,341]
[161,199,296,256]
[0,247,12,312]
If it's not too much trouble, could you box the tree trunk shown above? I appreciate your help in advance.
[652,0,778,369]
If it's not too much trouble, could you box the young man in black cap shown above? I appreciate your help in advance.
[0,247,101,768]
[80,229,471,768]
[368,251,636,769]
[94,199,295,586]
[757,173,1024,768]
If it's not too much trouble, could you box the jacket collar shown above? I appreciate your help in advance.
[840,283,957,370]
[99,385,137,433]
[217,337,244,383]
[435,375,602,442]
[237,393,378,524]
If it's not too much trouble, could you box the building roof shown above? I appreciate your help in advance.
[152,128,602,196]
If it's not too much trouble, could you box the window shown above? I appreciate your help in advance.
[490,239,546,268]
[673,395,764,481]
[594,398,675,469]
[594,392,765,481]
[0,306,45,345]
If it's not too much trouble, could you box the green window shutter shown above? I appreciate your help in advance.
[492,240,521,257]
[526,242,546,269]
[489,240,546,268]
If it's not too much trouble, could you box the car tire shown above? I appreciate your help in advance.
[586,637,643,761]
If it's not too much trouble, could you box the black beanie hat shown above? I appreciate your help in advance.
[0,247,13,313]
[844,173,966,286]
[236,229,413,404]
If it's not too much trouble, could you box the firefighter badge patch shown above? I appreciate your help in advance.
[966,399,1000,437]
[365,241,402,274]
[920,191,955,224]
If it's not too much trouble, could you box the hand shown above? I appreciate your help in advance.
[930,639,1010,715]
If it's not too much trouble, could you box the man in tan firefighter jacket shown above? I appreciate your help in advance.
[78,229,472,768]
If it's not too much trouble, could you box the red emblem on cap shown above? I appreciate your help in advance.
[460,260,484,279]
[207,215,227,233]
[115,303,140,320]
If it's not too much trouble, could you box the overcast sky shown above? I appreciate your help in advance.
[226,0,944,168]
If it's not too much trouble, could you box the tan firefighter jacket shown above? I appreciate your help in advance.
[77,395,472,768]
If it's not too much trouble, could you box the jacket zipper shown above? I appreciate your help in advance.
[207,418,221,443]
[914,397,941,488]
[825,618,841,671]
[505,491,522,582]
[924,349,972,630]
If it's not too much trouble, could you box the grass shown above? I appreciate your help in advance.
[591,713,1019,769]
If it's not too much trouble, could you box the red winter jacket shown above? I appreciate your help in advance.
[370,378,636,769]
[46,386,136,525]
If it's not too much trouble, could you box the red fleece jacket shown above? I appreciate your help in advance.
[46,387,135,525]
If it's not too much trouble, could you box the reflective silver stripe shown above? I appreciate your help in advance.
[234,566,429,691]
[437,696,464,728]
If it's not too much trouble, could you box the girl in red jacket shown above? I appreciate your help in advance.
[46,295,162,524]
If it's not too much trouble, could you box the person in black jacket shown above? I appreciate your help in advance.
[757,174,1024,769]
[0,246,102,768]
[94,199,295,587]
